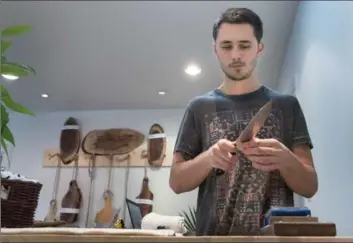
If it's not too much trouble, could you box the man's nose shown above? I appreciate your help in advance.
[231,49,242,60]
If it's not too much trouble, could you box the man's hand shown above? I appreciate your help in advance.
[207,139,238,172]
[240,137,293,172]
[240,137,318,198]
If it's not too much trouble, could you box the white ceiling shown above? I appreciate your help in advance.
[1,1,299,112]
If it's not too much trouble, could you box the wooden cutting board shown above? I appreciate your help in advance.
[269,216,318,224]
[266,222,337,236]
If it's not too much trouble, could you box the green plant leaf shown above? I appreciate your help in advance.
[179,212,192,231]
[1,40,12,54]
[1,103,9,121]
[1,104,9,129]
[1,56,7,63]
[185,213,193,226]
[180,210,196,232]
[1,25,32,37]
[183,222,193,232]
[1,63,29,77]
[1,104,9,153]
[2,125,15,146]
[179,206,197,233]
[0,136,9,161]
[5,62,36,75]
[0,85,34,116]
[188,206,197,227]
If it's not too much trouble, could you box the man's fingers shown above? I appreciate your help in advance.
[243,146,280,156]
[214,148,237,164]
[218,139,237,153]
[213,160,231,172]
[252,162,278,172]
[243,137,279,148]
[214,156,237,172]
[247,155,276,164]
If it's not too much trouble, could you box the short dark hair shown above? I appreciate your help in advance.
[212,8,263,43]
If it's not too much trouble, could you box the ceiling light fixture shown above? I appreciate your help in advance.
[158,91,166,95]
[41,93,49,98]
[184,64,201,76]
[2,74,19,81]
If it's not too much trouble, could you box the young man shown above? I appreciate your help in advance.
[169,8,318,236]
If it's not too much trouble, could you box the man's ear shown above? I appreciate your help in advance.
[212,42,218,60]
[257,43,264,57]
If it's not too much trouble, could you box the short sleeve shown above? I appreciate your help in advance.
[173,106,202,160]
[291,97,313,149]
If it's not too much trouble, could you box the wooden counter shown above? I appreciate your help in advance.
[3,234,353,243]
[1,228,353,243]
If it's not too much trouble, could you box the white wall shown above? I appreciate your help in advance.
[6,109,198,228]
[278,1,353,236]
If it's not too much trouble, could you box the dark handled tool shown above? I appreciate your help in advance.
[215,100,273,176]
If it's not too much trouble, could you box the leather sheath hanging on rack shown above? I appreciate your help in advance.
[136,148,154,217]
[136,177,154,217]
[60,158,82,224]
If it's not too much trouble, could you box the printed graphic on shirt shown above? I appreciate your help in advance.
[203,106,287,235]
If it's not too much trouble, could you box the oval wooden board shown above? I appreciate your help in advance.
[147,123,166,167]
[60,117,81,164]
[81,128,145,156]
[42,143,173,168]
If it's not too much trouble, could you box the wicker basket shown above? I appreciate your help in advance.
[1,178,42,228]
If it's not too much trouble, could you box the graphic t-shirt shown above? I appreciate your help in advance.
[173,85,313,236]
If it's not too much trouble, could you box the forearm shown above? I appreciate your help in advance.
[169,151,213,194]
[280,153,318,198]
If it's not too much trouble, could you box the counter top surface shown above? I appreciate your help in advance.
[1,227,352,243]
[2,234,353,242]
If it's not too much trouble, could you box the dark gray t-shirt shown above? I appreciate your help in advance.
[173,85,313,236]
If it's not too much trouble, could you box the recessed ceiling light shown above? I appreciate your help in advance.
[184,64,201,76]
[2,74,19,81]
[158,91,166,95]
[41,93,49,98]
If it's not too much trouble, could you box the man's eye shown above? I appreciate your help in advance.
[239,45,251,49]
[221,45,232,50]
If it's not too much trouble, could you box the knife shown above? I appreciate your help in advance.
[215,100,273,176]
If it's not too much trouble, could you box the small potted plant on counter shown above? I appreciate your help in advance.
[179,206,197,235]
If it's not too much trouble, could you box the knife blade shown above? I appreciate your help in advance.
[215,100,273,176]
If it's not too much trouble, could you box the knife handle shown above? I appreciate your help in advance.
[215,152,237,176]
[215,168,225,176]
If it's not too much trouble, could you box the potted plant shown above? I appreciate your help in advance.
[179,205,197,235]
[1,25,43,229]
[1,25,35,166]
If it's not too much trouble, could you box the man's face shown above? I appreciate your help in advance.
[214,23,264,82]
